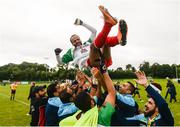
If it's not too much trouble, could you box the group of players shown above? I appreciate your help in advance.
[49,5,174,126]
[26,5,174,126]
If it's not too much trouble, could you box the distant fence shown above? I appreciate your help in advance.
[0,80,52,85]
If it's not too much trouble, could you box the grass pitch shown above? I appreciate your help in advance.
[0,79,179,126]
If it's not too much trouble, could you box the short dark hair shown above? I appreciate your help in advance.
[59,89,72,103]
[151,82,162,91]
[32,85,46,97]
[127,81,135,95]
[74,91,91,113]
[148,83,162,105]
[114,85,120,91]
[70,34,77,43]
[47,82,58,98]
[72,80,78,86]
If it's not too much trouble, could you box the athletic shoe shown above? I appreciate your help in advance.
[98,5,117,26]
[118,19,128,46]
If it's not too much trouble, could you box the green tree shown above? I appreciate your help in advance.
[126,64,132,70]
[139,61,151,76]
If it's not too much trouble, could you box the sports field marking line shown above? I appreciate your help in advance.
[0,93,29,106]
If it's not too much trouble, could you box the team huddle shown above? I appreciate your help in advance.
[27,5,174,126]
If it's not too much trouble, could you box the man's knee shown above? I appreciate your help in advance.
[102,44,111,60]
[90,43,97,50]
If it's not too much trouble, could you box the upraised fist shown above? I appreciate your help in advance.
[74,18,83,25]
[54,48,62,55]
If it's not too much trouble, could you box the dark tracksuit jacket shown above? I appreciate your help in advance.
[28,86,35,114]
[111,93,139,126]
[28,86,35,100]
[117,85,174,126]
[30,97,48,126]
[96,91,138,126]
[45,97,78,126]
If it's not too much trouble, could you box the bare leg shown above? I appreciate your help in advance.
[89,6,117,67]
[89,43,101,67]
[101,44,111,61]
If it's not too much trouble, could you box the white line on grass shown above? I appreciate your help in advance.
[0,93,29,106]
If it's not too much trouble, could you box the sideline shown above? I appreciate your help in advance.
[0,93,29,106]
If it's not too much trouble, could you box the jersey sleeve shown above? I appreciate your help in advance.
[62,49,74,64]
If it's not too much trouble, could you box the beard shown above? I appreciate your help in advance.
[75,42,82,47]
[39,94,46,98]
[144,108,156,117]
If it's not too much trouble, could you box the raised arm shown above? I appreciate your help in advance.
[146,85,174,126]
[135,70,174,126]
[54,48,62,65]
[74,18,97,42]
[90,68,103,97]
[103,72,116,107]
[54,48,74,65]
[84,73,92,84]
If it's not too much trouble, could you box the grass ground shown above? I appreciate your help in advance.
[0,79,179,126]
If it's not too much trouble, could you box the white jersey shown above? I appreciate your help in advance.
[72,42,90,69]
[55,21,97,70]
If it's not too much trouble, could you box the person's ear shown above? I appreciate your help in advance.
[91,99,95,107]
[35,93,39,98]
[155,107,159,113]
[70,97,74,102]
[54,92,59,96]
[127,89,131,94]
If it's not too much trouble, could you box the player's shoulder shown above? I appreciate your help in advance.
[66,48,74,53]
[83,41,91,46]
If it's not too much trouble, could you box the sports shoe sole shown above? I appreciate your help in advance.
[98,5,117,26]
[119,20,128,46]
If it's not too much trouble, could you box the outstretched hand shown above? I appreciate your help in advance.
[134,71,149,88]
[76,70,85,80]
[74,18,83,25]
[91,67,102,80]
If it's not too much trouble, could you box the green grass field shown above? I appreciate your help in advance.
[0,79,179,126]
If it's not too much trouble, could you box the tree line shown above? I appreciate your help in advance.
[0,61,179,81]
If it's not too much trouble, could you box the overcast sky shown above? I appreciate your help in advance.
[0,0,179,69]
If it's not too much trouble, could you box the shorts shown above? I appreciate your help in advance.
[87,58,112,68]
[11,90,16,94]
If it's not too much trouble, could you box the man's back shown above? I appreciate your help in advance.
[31,97,48,126]
[45,102,59,126]
[111,94,139,126]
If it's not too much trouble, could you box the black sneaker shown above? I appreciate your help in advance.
[119,19,128,46]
